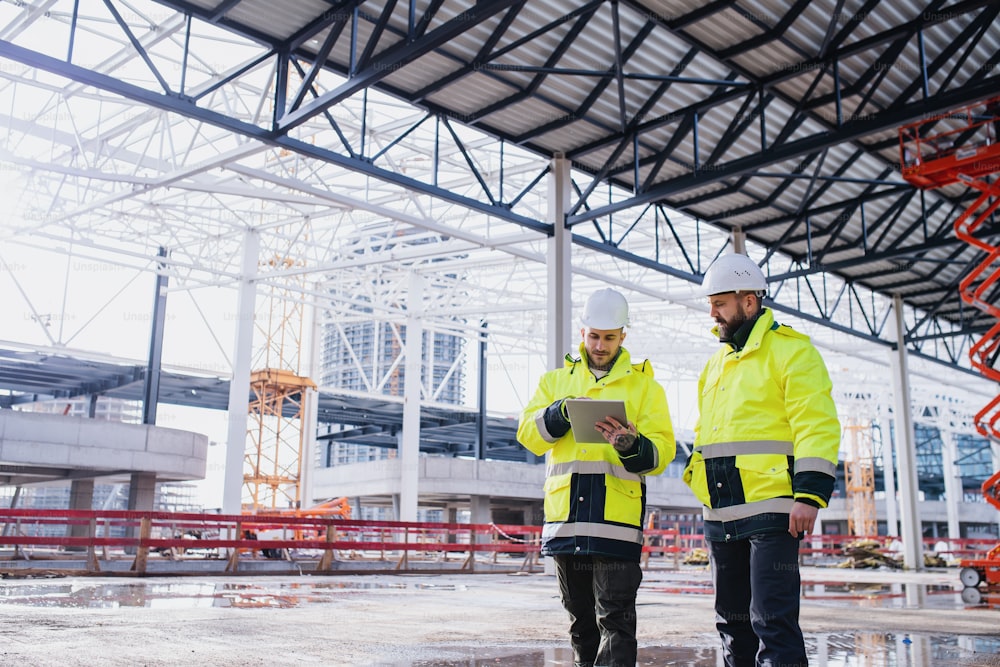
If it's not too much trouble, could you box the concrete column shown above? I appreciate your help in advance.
[446,506,459,544]
[548,154,573,370]
[470,496,491,524]
[399,272,424,522]
[69,479,95,511]
[471,495,491,545]
[127,472,157,511]
[223,228,259,515]
[888,294,923,570]
[66,479,95,547]
[124,473,156,556]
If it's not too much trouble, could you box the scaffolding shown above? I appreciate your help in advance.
[246,368,316,512]
[244,245,317,513]
[843,420,877,538]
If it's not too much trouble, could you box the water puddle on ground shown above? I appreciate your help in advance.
[0,575,994,613]
[397,633,1000,666]
[648,576,999,612]
[0,579,414,609]
[802,580,971,609]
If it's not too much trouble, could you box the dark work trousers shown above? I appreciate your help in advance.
[708,532,807,667]
[554,554,642,667]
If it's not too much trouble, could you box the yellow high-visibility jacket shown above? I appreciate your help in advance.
[517,344,675,561]
[683,308,841,542]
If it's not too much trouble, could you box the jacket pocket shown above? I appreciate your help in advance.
[603,475,642,526]
[735,454,791,500]
[683,452,712,507]
[543,474,572,523]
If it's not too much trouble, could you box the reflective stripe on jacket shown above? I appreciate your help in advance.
[683,308,841,541]
[517,344,675,561]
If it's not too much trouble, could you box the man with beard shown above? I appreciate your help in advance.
[517,287,675,667]
[684,253,841,667]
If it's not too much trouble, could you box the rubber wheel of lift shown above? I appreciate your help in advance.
[961,586,983,605]
[960,566,982,587]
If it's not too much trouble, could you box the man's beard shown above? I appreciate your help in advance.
[717,306,748,343]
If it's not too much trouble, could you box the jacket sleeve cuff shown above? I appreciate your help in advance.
[618,434,657,473]
[541,400,571,440]
[792,471,834,507]
[793,495,824,509]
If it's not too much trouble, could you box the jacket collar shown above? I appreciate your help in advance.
[712,307,774,355]
[564,344,654,378]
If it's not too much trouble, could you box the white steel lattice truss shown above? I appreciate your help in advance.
[0,0,992,444]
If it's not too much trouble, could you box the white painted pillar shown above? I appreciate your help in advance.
[545,154,572,577]
[548,154,573,370]
[222,229,259,515]
[939,429,962,546]
[399,272,424,522]
[888,294,923,570]
[300,289,322,509]
[877,415,899,537]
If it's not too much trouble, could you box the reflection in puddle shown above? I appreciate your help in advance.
[0,576,997,665]
[0,576,989,613]
[400,634,1000,667]
[0,579,409,609]
[649,577,992,612]
[802,580,963,609]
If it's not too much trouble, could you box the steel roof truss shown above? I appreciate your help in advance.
[657,207,698,274]
[287,17,348,114]
[275,1,522,134]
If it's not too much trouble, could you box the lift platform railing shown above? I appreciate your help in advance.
[899,95,1000,441]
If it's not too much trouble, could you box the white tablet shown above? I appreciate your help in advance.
[564,399,628,444]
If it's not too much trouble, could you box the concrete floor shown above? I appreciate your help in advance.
[0,563,996,666]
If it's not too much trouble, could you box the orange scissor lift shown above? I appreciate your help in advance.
[898,96,1000,596]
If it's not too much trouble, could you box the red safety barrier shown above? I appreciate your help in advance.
[0,508,710,576]
[795,532,1000,565]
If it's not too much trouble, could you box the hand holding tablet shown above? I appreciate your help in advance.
[563,399,628,444]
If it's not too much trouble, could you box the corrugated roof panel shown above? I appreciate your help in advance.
[176,0,217,10]
[844,1,916,43]
[733,40,808,78]
[478,97,577,140]
[226,0,335,42]
[638,0,707,18]
[681,6,766,50]
[386,54,507,109]
[682,189,764,220]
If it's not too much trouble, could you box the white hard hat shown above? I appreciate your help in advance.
[702,253,767,296]
[580,288,629,329]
